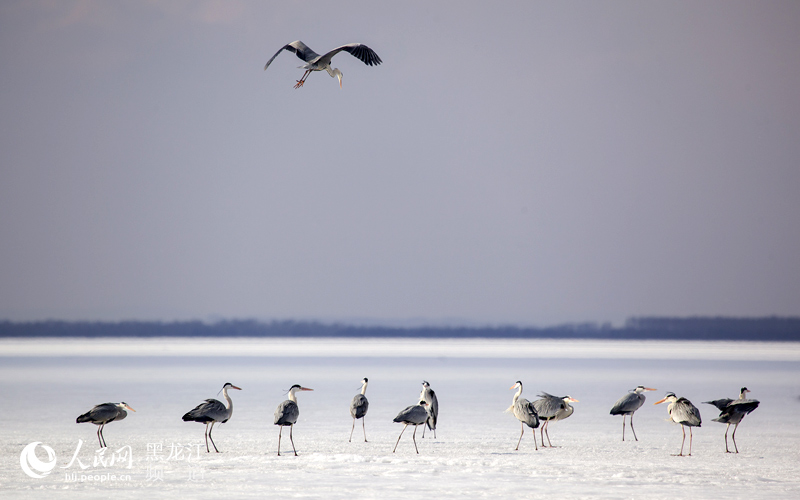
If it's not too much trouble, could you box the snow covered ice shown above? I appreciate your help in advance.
[1,337,799,499]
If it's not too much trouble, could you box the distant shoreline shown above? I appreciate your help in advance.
[1,316,799,341]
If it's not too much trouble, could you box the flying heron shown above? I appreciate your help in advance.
[703,387,760,453]
[264,40,382,89]
[274,384,313,456]
[420,381,439,438]
[508,381,539,451]
[533,392,579,447]
[654,392,702,456]
[392,400,430,454]
[610,386,657,441]
[76,402,135,448]
[182,382,241,453]
[349,377,370,443]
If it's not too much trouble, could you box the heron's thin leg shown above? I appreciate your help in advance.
[289,424,297,456]
[349,417,356,443]
[97,423,105,448]
[362,417,367,442]
[412,425,419,454]
[533,423,538,450]
[393,424,408,453]
[731,422,740,453]
[723,423,731,453]
[516,421,524,451]
[622,414,626,441]
[544,421,553,447]
[676,425,686,456]
[294,70,310,89]
[688,427,693,456]
[208,422,219,453]
[433,426,436,439]
[630,413,638,442]
[203,423,209,453]
[421,423,426,438]
[277,426,283,456]
[540,422,546,447]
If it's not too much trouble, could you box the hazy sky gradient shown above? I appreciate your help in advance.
[1,1,799,326]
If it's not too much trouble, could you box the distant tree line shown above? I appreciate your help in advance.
[1,316,799,341]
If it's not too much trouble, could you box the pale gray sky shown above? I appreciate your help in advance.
[1,1,799,326]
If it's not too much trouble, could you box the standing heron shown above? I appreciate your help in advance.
[349,377,369,443]
[264,40,382,89]
[703,387,760,453]
[610,386,657,441]
[274,384,313,456]
[420,381,439,438]
[654,392,702,456]
[182,382,241,453]
[533,392,579,447]
[392,400,430,454]
[76,402,135,448]
[508,381,539,451]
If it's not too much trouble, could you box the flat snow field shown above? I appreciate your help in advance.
[1,338,799,499]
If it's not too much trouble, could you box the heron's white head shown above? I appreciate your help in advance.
[654,392,677,405]
[510,381,523,391]
[221,382,242,392]
[563,396,579,403]
[633,386,657,393]
[119,402,136,412]
[333,68,343,88]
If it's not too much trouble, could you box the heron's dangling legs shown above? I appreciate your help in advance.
[289,424,297,456]
[349,417,356,443]
[393,424,408,453]
[294,70,311,89]
[630,413,638,441]
[208,422,220,453]
[411,425,419,454]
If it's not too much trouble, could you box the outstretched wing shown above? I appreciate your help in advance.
[264,40,320,70]
[318,43,382,67]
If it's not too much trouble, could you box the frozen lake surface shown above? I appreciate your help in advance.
[2,337,799,499]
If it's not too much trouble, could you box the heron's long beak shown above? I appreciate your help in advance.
[125,405,136,412]
[654,397,668,405]
[337,73,342,88]
[231,385,242,390]
[509,384,518,390]
[568,397,579,403]
[644,387,657,391]
[301,387,314,391]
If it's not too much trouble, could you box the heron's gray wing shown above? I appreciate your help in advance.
[274,400,299,425]
[533,394,561,418]
[183,398,226,422]
[728,399,760,414]
[610,392,643,415]
[702,398,734,412]
[77,403,118,423]
[351,394,369,418]
[264,40,320,70]
[318,43,382,67]
[514,398,539,428]
[672,398,702,426]
[427,389,438,429]
[393,404,427,424]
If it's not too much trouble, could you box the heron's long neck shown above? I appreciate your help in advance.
[513,385,522,402]
[739,390,747,400]
[222,388,233,410]
[288,389,298,403]
[361,382,368,396]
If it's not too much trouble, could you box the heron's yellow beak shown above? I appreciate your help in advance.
[654,397,668,405]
